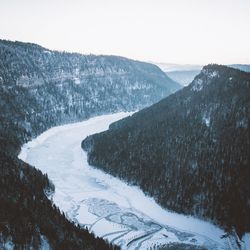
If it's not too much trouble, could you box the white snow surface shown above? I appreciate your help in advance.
[202,113,211,127]
[191,78,204,91]
[40,235,51,250]
[2,240,15,250]
[191,69,219,92]
[18,112,228,249]
[242,233,250,250]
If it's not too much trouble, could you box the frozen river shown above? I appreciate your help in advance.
[19,112,228,249]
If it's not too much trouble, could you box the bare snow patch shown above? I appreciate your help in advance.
[202,114,211,127]
[208,70,219,78]
[191,78,204,91]
[192,69,219,92]
[2,240,15,250]
[202,69,219,79]
[242,233,250,250]
[43,50,52,55]
[74,77,81,84]
[40,235,51,250]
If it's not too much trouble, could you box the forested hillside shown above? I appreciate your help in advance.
[0,39,180,154]
[0,151,118,250]
[0,40,180,249]
[82,65,250,237]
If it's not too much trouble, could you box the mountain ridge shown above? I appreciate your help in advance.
[0,39,181,154]
[82,64,250,236]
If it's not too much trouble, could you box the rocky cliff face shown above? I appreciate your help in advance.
[82,64,250,236]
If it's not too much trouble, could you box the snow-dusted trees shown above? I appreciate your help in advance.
[82,65,250,236]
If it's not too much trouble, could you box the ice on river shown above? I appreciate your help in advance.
[19,112,227,249]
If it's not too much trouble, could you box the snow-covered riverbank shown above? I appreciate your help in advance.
[19,113,228,249]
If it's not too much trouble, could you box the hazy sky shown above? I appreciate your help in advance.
[1,0,250,64]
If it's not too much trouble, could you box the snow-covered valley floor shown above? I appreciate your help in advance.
[18,113,229,249]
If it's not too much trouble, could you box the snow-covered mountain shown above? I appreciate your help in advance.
[0,39,181,152]
[0,40,182,249]
[82,64,250,239]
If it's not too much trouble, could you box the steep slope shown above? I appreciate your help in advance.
[0,39,180,154]
[0,151,117,250]
[82,65,250,236]
[0,40,180,249]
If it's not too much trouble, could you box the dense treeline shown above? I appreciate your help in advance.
[82,65,250,237]
[0,150,118,249]
[0,39,180,153]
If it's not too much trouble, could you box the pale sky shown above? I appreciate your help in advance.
[0,0,250,64]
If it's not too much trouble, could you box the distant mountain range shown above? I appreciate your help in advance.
[230,64,250,73]
[166,70,201,86]
[152,62,203,72]
[82,64,250,237]
[154,62,250,86]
